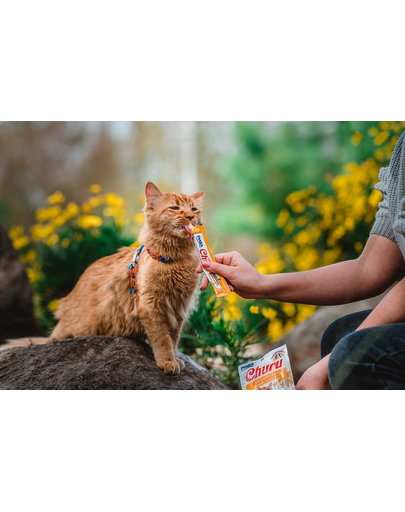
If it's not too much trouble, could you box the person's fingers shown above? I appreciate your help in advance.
[202,260,232,278]
[211,252,238,266]
[200,274,209,290]
[196,263,203,274]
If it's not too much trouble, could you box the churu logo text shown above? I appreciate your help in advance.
[245,358,284,383]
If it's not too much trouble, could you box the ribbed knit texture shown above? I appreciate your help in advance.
[370,131,405,258]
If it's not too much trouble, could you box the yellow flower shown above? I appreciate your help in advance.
[82,202,92,213]
[284,222,294,235]
[351,131,363,146]
[105,193,126,208]
[53,215,66,228]
[343,217,355,231]
[368,189,382,208]
[47,299,59,312]
[26,268,40,283]
[223,305,242,321]
[280,302,296,317]
[31,223,54,241]
[47,191,65,205]
[12,236,30,250]
[296,304,317,323]
[65,203,80,218]
[267,319,284,341]
[77,215,103,229]
[46,234,59,246]
[379,121,389,131]
[282,243,298,258]
[134,212,145,226]
[373,131,389,146]
[374,149,385,161]
[89,184,102,194]
[89,196,104,208]
[225,293,238,305]
[9,225,24,240]
[294,247,319,271]
[261,307,278,321]
[103,207,126,218]
[24,250,37,263]
[297,215,309,227]
[276,209,289,228]
[354,241,363,253]
[61,238,70,248]
[249,305,259,314]
[36,206,62,223]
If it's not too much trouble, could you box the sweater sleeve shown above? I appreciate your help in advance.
[370,132,405,242]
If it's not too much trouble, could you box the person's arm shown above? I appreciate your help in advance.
[296,275,405,389]
[358,276,405,328]
[197,234,404,304]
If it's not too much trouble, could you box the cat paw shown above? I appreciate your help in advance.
[156,359,181,375]
[176,358,185,370]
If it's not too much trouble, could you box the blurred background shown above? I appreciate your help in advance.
[2,121,404,387]
[1,121,398,259]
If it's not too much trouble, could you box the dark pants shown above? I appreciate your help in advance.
[320,310,405,390]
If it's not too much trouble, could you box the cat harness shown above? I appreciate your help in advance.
[128,245,172,296]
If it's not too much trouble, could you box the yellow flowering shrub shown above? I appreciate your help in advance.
[9,185,145,333]
[246,121,405,342]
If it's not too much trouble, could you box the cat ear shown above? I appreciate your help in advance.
[190,191,204,201]
[145,182,164,207]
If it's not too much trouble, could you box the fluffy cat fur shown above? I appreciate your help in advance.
[4,182,204,375]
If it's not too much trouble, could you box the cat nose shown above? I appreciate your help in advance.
[185,212,194,220]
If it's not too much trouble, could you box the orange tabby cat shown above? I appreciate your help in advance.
[5,182,204,375]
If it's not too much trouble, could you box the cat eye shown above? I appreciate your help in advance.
[191,208,198,212]
[169,206,180,211]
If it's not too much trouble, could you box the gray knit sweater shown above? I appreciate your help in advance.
[370,131,405,259]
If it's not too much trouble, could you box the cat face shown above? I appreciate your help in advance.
[144,182,204,239]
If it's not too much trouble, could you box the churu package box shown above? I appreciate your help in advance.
[238,345,295,390]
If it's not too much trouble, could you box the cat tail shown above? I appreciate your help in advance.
[0,337,50,351]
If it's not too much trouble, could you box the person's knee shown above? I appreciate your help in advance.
[328,324,405,390]
[320,310,372,359]
[328,331,364,390]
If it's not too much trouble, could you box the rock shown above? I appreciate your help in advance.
[0,336,229,390]
[0,224,44,344]
[247,294,386,383]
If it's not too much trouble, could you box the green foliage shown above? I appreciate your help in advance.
[219,121,382,239]
[179,289,270,389]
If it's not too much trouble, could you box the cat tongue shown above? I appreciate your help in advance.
[184,225,194,240]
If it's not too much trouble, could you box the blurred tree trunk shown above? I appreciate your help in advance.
[179,121,199,193]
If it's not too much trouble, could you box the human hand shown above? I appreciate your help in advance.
[295,356,330,390]
[196,251,269,299]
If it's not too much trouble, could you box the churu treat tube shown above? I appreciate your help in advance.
[238,344,295,390]
[191,224,231,298]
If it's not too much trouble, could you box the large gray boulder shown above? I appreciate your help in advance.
[0,223,44,344]
[0,336,229,390]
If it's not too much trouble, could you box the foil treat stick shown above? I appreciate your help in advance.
[191,224,231,298]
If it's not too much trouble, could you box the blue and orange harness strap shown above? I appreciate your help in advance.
[128,244,172,296]
[128,245,144,296]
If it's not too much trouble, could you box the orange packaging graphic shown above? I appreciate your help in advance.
[191,224,231,298]
[238,345,295,390]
